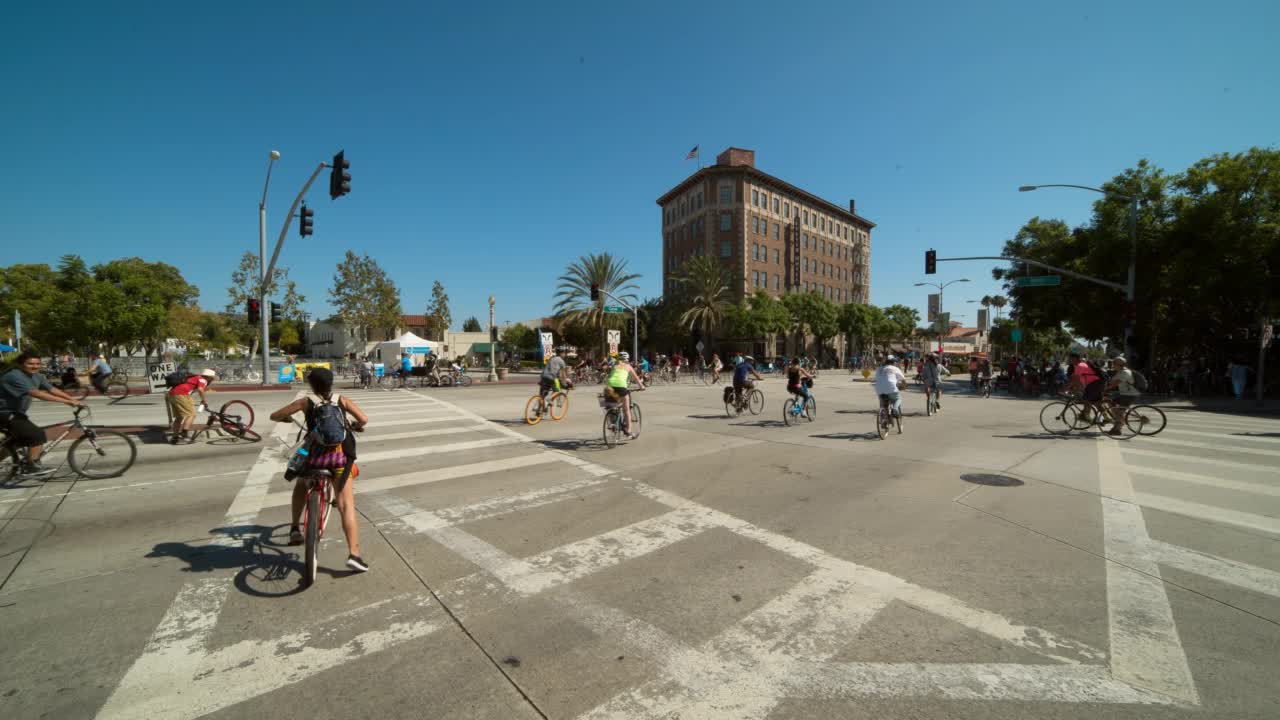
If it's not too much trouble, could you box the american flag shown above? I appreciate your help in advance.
[685,144,699,160]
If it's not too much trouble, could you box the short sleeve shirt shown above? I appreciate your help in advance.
[541,355,566,380]
[732,362,754,384]
[1113,368,1139,396]
[93,359,112,375]
[0,369,53,415]
[1074,361,1100,387]
[168,375,209,396]
[401,357,412,373]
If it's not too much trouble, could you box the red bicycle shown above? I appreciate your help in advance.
[296,467,339,587]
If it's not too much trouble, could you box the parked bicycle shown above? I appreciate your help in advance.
[1,406,136,480]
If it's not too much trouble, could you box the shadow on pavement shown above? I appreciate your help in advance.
[729,419,786,428]
[960,473,1026,487]
[536,438,607,452]
[489,418,532,427]
[810,431,881,441]
[994,432,1099,440]
[686,414,730,420]
[146,523,309,598]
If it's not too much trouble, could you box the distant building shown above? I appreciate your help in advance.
[655,147,873,304]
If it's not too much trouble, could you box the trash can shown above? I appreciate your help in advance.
[496,368,508,380]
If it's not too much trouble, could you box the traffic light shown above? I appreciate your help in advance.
[925,249,937,275]
[329,150,351,199]
[270,302,283,323]
[299,204,314,237]
[247,298,261,325]
[590,283,600,302]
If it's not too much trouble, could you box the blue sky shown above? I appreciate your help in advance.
[3,0,1277,332]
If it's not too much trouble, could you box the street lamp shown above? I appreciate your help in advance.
[915,279,969,353]
[258,149,281,385]
[1019,183,1138,363]
[487,295,497,382]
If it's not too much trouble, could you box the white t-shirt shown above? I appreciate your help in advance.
[1112,368,1140,396]
[874,365,906,394]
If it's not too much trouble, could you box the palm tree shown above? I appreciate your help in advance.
[990,295,1008,321]
[553,252,641,330]
[675,256,732,344]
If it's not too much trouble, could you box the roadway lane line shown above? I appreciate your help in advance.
[0,470,248,505]
[358,425,487,443]
[1146,540,1280,599]
[1133,492,1280,535]
[1127,467,1280,497]
[1097,440,1199,703]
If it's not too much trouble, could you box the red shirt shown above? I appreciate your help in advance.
[1073,361,1100,386]
[168,375,209,396]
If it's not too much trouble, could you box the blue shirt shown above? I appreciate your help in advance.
[93,358,112,375]
[733,362,754,384]
[639,359,650,372]
[0,369,54,415]
[401,357,412,373]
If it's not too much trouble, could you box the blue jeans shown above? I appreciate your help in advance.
[880,392,901,417]
[788,385,811,410]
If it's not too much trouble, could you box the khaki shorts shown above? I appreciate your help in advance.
[167,393,196,418]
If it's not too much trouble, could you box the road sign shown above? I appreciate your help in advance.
[695,340,705,353]
[603,305,627,314]
[1014,275,1061,287]
[977,308,989,332]
[1010,328,1023,343]
[607,329,621,357]
[540,332,554,361]
[147,361,175,393]
[927,294,940,322]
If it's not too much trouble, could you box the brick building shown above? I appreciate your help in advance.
[655,147,873,305]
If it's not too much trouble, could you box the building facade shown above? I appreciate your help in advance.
[655,147,873,305]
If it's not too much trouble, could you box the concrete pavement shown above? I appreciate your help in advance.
[1,377,1277,718]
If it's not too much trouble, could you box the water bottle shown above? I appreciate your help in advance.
[284,445,310,480]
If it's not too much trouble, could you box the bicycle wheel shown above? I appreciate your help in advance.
[524,396,545,425]
[804,396,816,421]
[458,374,473,387]
[1125,405,1167,436]
[106,378,130,399]
[304,486,320,587]
[67,430,137,479]
[219,400,255,432]
[783,398,796,426]
[1038,402,1077,435]
[603,411,619,448]
[876,408,888,439]
[0,442,19,482]
[243,369,262,383]
[1067,403,1101,431]
[549,392,569,421]
[629,403,642,438]
[726,397,739,418]
[748,389,765,415]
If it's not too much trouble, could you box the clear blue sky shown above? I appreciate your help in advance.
[3,1,1277,332]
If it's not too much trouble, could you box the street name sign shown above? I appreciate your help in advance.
[1015,275,1061,287]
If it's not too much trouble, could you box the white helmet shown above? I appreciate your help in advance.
[619,351,630,361]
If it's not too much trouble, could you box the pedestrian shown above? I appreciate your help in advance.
[1227,357,1252,400]
[0,351,86,475]
[167,369,217,443]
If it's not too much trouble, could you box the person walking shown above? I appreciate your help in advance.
[1227,357,1252,400]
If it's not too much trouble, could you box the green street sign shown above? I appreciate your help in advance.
[603,305,627,314]
[1015,275,1061,287]
[1010,328,1023,343]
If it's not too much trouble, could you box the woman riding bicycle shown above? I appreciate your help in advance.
[269,368,370,573]
[786,357,813,410]
[604,352,644,439]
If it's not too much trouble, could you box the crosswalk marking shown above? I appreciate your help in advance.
[1146,541,1280,598]
[360,425,487,443]
[1141,435,1280,458]
[354,436,522,463]
[1120,447,1275,474]
[1158,427,1280,444]
[1127,466,1280,497]
[1133,492,1280,535]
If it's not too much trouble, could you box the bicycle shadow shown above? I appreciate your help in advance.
[811,431,882,441]
[994,433,1102,440]
[687,414,730,420]
[536,438,608,452]
[729,419,787,429]
[146,523,310,597]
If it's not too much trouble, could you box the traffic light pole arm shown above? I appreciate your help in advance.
[938,255,1128,292]
[264,161,328,288]
[598,289,640,364]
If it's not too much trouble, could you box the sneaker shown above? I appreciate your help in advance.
[288,527,303,545]
[626,432,639,440]
[1107,428,1124,436]
[346,554,370,572]
[20,460,54,477]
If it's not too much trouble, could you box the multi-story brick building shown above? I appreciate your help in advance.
[656,147,873,305]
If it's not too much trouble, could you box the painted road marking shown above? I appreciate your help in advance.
[1147,540,1280,599]
[1133,492,1280,535]
[0,470,248,505]
[1120,447,1277,475]
[1127,466,1280,497]
[1141,436,1280,458]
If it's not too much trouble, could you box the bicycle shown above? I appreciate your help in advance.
[925,384,939,416]
[978,376,993,399]
[876,393,903,439]
[87,371,131,400]
[724,385,765,417]
[1,406,137,481]
[525,384,571,425]
[782,387,816,426]
[1066,395,1167,436]
[190,399,259,442]
[600,390,642,448]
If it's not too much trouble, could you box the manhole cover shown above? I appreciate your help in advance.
[960,473,1025,487]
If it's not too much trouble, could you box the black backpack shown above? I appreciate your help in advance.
[307,394,348,446]
[165,371,193,388]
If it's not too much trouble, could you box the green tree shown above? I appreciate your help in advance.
[839,303,888,354]
[226,251,305,356]
[553,252,640,334]
[781,291,838,355]
[93,257,199,360]
[425,280,451,340]
[501,323,537,352]
[0,263,58,350]
[329,251,404,346]
[462,316,483,333]
[881,304,921,348]
[675,256,732,345]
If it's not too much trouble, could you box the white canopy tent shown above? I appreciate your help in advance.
[374,332,438,366]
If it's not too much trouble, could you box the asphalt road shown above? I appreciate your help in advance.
[2,376,1278,719]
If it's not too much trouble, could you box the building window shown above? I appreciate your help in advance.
[820,262,826,275]
[820,217,825,232]
[820,239,825,254]
[697,192,703,209]
[752,270,758,287]
[720,184,733,205]
[773,197,780,213]
[774,224,780,240]
[753,216,759,234]
[784,202,791,218]
[774,248,780,264]
[762,220,768,236]
[720,212,731,231]
[752,189,759,206]
[761,192,768,210]
[774,274,780,290]
[804,258,809,272]
[720,239,731,257]
[803,210,809,226]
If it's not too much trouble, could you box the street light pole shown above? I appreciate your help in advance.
[1019,183,1138,364]
[915,279,970,353]
[487,295,497,383]
[258,150,280,385]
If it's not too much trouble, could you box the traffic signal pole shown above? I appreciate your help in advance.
[597,289,638,365]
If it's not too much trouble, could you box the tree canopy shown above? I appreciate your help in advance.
[329,251,403,343]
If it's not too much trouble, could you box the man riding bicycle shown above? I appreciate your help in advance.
[539,347,571,401]
[733,354,763,406]
[0,351,86,476]
[89,353,113,395]
[604,352,644,439]
[874,356,908,418]
[922,353,948,410]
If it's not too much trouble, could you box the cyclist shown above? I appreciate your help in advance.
[1104,356,1141,436]
[733,354,764,407]
[399,352,413,382]
[1065,351,1105,422]
[710,352,723,384]
[604,351,645,439]
[922,353,948,410]
[637,354,651,384]
[166,369,217,444]
[89,353,113,395]
[0,351,86,476]
[968,356,979,390]
[786,357,814,412]
[539,347,571,403]
[977,357,993,394]
[874,355,907,419]
[269,368,370,572]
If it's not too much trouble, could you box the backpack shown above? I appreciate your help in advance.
[165,371,194,389]
[1086,360,1105,378]
[1131,370,1148,392]
[307,394,348,446]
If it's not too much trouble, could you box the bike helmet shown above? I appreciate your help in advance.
[619,351,630,361]
[885,355,898,364]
